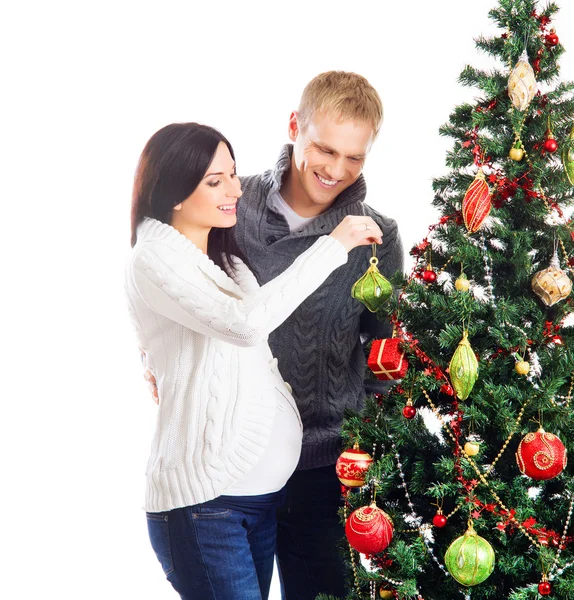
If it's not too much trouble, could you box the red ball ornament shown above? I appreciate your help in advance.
[336,445,373,487]
[345,503,394,554]
[402,401,416,420]
[538,581,552,595]
[516,428,567,480]
[422,266,437,283]
[433,512,448,528]
[546,29,559,46]
[544,136,558,153]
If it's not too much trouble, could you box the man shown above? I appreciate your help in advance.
[234,71,404,600]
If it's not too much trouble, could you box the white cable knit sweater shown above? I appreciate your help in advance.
[125,218,348,512]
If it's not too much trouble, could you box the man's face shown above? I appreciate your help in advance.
[288,110,375,213]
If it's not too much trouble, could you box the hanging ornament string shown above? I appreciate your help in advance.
[548,494,574,581]
[550,374,574,408]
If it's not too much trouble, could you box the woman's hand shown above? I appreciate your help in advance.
[329,215,383,252]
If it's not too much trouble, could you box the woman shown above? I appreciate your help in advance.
[126,122,382,600]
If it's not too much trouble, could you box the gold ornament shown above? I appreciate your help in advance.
[464,441,480,456]
[508,50,537,111]
[449,331,479,400]
[455,273,470,292]
[515,361,530,375]
[531,251,572,307]
[351,245,393,312]
[379,589,394,599]
[509,141,524,161]
[564,124,574,186]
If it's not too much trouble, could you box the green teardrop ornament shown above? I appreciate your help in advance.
[449,331,478,400]
[563,124,574,186]
[351,256,393,313]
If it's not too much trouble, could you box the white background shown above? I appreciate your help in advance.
[2,1,573,598]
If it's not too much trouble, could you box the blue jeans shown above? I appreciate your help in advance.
[147,491,283,600]
[276,465,348,600]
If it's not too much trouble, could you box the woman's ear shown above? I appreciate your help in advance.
[173,203,183,211]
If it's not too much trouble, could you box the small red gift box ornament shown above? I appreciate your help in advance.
[368,338,408,381]
[462,169,492,233]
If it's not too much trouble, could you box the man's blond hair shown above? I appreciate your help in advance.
[296,71,383,135]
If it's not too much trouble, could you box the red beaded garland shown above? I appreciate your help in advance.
[516,429,567,480]
[345,503,394,554]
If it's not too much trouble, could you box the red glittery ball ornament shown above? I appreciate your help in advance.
[422,266,437,283]
[544,136,558,153]
[336,444,373,487]
[538,580,552,595]
[345,503,394,554]
[546,29,559,46]
[516,428,567,480]
[433,512,448,528]
[402,400,417,420]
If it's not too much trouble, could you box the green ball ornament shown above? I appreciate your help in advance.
[352,256,393,313]
[445,523,495,586]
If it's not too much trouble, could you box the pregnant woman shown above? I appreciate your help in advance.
[125,122,382,600]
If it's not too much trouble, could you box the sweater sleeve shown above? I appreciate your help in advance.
[130,235,348,348]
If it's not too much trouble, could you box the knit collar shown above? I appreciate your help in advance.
[261,144,368,212]
[136,218,244,297]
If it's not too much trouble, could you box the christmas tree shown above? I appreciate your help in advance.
[323,1,574,599]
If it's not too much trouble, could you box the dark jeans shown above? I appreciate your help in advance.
[146,491,283,600]
[276,465,348,600]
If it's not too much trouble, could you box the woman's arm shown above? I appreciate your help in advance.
[129,235,348,347]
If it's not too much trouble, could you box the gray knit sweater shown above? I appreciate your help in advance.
[236,145,404,470]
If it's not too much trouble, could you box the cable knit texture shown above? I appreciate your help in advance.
[236,144,405,470]
[125,218,348,512]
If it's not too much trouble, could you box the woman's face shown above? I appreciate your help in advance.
[172,141,242,230]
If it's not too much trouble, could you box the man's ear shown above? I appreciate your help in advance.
[288,111,300,142]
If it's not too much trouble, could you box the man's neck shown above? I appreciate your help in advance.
[279,160,331,219]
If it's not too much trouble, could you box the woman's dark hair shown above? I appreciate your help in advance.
[131,122,247,274]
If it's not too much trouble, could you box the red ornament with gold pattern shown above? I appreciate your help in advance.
[515,428,567,480]
[345,503,394,555]
[462,168,492,233]
[336,443,373,487]
[368,338,408,381]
